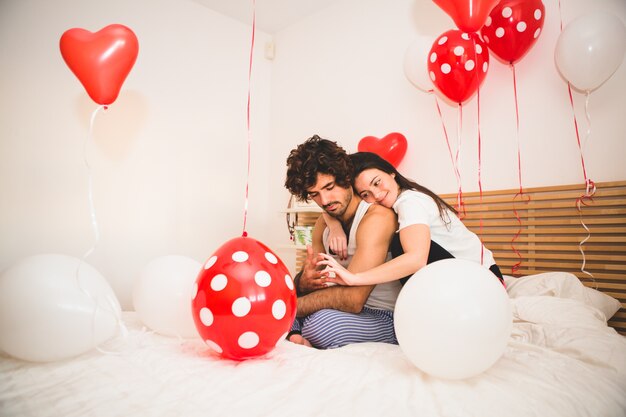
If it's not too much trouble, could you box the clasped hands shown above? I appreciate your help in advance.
[297,246,360,293]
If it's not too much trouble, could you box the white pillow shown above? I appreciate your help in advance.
[504,272,622,321]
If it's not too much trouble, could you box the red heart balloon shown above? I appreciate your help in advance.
[480,0,545,64]
[358,133,408,167]
[60,24,139,105]
[433,0,500,32]
[192,236,297,360]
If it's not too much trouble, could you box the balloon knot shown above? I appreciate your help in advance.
[242,231,248,237]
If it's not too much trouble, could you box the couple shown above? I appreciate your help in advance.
[284,135,503,349]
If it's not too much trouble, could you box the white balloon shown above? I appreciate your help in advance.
[133,255,201,338]
[394,259,512,380]
[555,12,626,93]
[404,35,435,93]
[0,254,121,362]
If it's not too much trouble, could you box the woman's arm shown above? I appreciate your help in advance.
[321,213,348,260]
[296,204,397,315]
[319,223,431,286]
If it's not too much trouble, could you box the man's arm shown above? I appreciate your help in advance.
[293,215,328,296]
[295,204,397,317]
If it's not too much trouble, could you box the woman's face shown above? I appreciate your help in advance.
[354,168,400,208]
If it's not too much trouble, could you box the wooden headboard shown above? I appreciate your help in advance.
[441,180,626,335]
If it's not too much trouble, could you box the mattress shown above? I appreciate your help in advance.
[1,272,625,417]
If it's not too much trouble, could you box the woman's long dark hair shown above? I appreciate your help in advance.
[350,152,457,224]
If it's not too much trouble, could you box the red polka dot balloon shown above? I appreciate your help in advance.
[427,30,490,104]
[191,236,297,360]
[480,0,545,65]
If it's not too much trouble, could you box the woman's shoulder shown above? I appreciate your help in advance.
[395,189,437,207]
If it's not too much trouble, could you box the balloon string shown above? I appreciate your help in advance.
[510,64,526,275]
[434,95,463,216]
[560,0,596,281]
[572,91,596,281]
[473,37,485,266]
[566,81,592,184]
[576,179,596,282]
[76,104,104,352]
[241,0,256,238]
[512,65,523,196]
[75,105,127,353]
[456,104,466,218]
[583,92,592,156]
[75,105,105,301]
[82,105,105,261]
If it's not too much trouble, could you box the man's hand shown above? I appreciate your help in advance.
[317,253,358,286]
[296,245,327,294]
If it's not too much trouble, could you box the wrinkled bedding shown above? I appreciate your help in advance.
[1,273,625,417]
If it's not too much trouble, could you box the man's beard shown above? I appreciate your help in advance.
[324,204,345,218]
[323,194,351,219]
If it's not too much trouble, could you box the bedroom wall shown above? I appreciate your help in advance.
[1,0,624,308]
[268,0,626,271]
[0,0,274,309]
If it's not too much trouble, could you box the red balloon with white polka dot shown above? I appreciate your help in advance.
[427,30,490,104]
[191,236,297,360]
[480,0,545,65]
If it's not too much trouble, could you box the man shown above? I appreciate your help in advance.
[284,135,402,349]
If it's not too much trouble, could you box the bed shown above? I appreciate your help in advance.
[440,180,626,335]
[1,181,626,417]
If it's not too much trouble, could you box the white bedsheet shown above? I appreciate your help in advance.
[1,273,625,417]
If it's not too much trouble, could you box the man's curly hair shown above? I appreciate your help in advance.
[284,135,353,202]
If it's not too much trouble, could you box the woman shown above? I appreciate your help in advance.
[319,152,503,286]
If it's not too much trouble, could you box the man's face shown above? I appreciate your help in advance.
[306,173,352,219]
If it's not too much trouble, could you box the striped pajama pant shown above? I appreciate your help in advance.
[290,307,397,349]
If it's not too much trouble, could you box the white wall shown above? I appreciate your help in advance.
[1,0,624,308]
[0,0,273,309]
[268,0,626,269]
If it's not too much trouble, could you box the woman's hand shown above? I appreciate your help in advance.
[316,253,361,286]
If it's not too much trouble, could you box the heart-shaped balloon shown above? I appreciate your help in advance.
[60,24,139,105]
[357,133,408,167]
[433,0,500,33]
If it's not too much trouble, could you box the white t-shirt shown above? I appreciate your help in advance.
[392,189,496,268]
[323,200,401,311]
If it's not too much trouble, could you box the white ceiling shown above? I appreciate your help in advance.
[192,0,343,34]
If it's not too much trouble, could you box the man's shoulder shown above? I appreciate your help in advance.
[361,203,396,225]
[354,203,397,246]
[364,203,395,216]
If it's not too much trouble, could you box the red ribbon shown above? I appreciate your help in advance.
[434,96,465,218]
[241,0,256,238]
[569,86,596,279]
[575,179,596,280]
[559,0,596,280]
[509,64,529,275]
[456,104,467,219]
[474,38,485,266]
